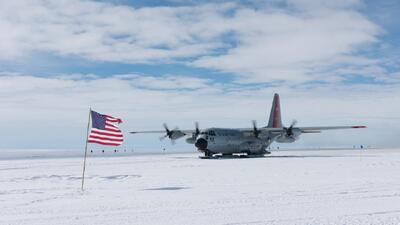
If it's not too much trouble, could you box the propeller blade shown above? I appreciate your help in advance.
[160,123,173,140]
[285,119,298,136]
[195,122,200,134]
[193,121,200,138]
[163,123,170,133]
[252,120,260,138]
[290,119,297,128]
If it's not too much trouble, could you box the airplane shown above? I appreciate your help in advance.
[130,93,366,158]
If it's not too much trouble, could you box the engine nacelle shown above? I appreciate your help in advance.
[185,137,196,144]
[170,130,186,140]
[275,129,301,143]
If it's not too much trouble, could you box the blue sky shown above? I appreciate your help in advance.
[0,0,399,151]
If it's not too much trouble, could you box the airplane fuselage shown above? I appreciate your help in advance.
[192,128,278,156]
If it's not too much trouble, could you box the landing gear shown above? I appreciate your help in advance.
[205,150,213,157]
[199,150,213,159]
[222,153,233,156]
[242,150,267,158]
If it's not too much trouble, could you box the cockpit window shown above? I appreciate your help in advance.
[209,131,216,136]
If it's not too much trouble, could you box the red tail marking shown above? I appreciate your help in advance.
[273,94,281,128]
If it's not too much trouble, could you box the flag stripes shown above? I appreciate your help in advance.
[90,130,123,137]
[88,112,123,146]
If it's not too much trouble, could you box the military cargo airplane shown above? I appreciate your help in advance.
[130,94,366,157]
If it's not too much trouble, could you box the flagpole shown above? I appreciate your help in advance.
[81,107,91,191]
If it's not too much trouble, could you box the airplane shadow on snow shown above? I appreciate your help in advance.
[200,154,370,160]
[143,187,190,191]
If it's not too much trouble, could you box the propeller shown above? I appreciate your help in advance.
[193,122,200,138]
[160,123,172,140]
[252,120,261,138]
[284,120,297,137]
[159,123,178,144]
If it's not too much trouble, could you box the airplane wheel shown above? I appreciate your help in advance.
[205,150,212,157]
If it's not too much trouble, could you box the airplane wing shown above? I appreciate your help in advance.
[297,126,367,133]
[238,127,284,136]
[130,130,166,134]
[130,130,195,134]
[130,129,195,141]
[240,126,366,134]
[130,122,196,136]
[238,127,284,132]
[131,126,366,134]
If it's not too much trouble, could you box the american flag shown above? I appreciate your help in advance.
[87,110,123,146]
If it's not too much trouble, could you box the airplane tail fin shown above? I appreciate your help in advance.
[267,93,283,128]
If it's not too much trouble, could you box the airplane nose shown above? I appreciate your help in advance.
[195,138,208,150]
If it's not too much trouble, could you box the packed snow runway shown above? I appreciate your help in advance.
[1,149,400,225]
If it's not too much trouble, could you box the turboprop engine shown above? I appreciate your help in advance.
[185,122,200,144]
[159,123,185,144]
[186,137,196,144]
[275,120,301,143]
[275,129,301,143]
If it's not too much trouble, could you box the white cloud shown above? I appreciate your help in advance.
[0,0,384,83]
[0,1,232,62]
[116,74,212,90]
[193,8,381,83]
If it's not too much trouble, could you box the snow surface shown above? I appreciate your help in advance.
[1,149,400,225]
